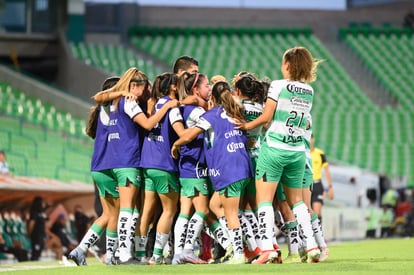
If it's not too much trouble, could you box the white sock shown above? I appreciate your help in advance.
[118,208,133,261]
[228,227,244,258]
[238,212,257,251]
[135,235,147,259]
[129,208,140,253]
[285,220,300,255]
[292,202,317,250]
[311,213,327,248]
[174,214,189,256]
[210,221,231,249]
[184,212,206,253]
[153,232,169,258]
[244,209,260,248]
[219,216,228,229]
[130,208,140,238]
[78,223,104,253]
[106,229,118,262]
[257,202,275,251]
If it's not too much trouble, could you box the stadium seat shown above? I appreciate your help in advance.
[67,27,414,184]
[2,71,91,184]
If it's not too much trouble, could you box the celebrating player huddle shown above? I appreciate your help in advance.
[68,47,330,266]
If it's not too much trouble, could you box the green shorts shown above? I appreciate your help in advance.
[179,177,212,197]
[144,168,179,194]
[92,170,119,198]
[218,178,250,198]
[275,182,286,201]
[244,157,258,196]
[302,160,313,188]
[256,143,306,189]
[112,167,142,188]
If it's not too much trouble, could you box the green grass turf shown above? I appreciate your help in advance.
[1,238,413,274]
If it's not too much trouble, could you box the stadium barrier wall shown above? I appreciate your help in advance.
[323,206,366,241]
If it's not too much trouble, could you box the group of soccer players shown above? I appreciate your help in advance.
[67,47,330,266]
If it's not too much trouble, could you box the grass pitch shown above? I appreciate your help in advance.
[1,238,413,275]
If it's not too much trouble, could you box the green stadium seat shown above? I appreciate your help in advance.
[68,27,414,184]
[0,82,92,182]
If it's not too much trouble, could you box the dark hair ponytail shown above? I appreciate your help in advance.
[212,81,244,121]
[235,76,265,104]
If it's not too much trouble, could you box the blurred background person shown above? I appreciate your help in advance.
[0,150,10,175]
[50,213,78,256]
[27,196,63,261]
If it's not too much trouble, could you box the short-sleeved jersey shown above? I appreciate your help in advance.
[178,104,207,178]
[196,106,253,191]
[311,147,328,181]
[265,79,313,152]
[240,99,264,158]
[102,97,144,170]
[91,105,110,171]
[140,96,182,172]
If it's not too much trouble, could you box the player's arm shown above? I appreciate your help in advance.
[171,127,204,159]
[180,95,199,106]
[322,155,334,199]
[133,99,179,130]
[93,90,135,104]
[170,107,187,137]
[237,98,277,131]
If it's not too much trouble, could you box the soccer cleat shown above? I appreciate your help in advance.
[104,254,113,265]
[223,254,246,264]
[163,254,173,265]
[61,255,77,267]
[272,244,283,264]
[182,253,208,264]
[244,246,261,263]
[252,250,279,264]
[299,243,307,263]
[68,248,87,266]
[220,244,234,263]
[199,248,213,262]
[283,253,302,264]
[136,256,149,265]
[319,247,329,262]
[213,241,226,262]
[307,247,321,263]
[148,255,163,265]
[172,254,184,265]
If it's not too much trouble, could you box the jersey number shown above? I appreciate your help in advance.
[286,111,304,128]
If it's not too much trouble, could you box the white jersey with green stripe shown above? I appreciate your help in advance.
[240,99,264,158]
[304,114,312,159]
[304,114,313,174]
[265,79,313,152]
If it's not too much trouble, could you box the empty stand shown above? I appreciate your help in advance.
[0,82,92,183]
[125,26,413,184]
[69,42,163,81]
[65,27,414,185]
